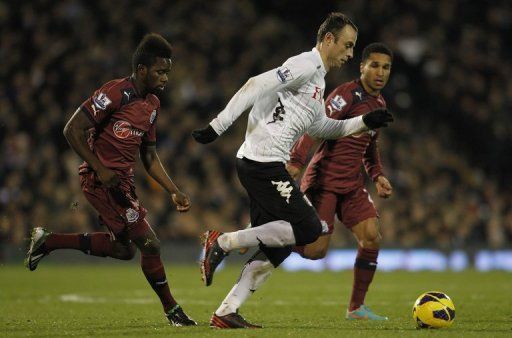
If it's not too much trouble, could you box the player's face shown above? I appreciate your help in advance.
[327,25,357,69]
[145,57,172,96]
[360,53,392,94]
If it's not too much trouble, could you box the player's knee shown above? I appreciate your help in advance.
[361,227,381,249]
[120,244,137,260]
[113,242,136,260]
[291,214,322,246]
[245,260,273,290]
[140,237,161,255]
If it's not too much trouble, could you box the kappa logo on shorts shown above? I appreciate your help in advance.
[271,180,293,204]
[125,208,139,223]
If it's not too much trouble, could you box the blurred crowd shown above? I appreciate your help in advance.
[1,0,511,255]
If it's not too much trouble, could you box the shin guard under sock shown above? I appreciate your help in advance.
[349,247,379,311]
[140,253,177,313]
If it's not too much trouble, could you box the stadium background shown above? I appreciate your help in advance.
[1,0,511,270]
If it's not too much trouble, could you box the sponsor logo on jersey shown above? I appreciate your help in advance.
[125,208,139,223]
[150,110,157,124]
[113,120,144,139]
[330,95,347,111]
[92,92,112,110]
[271,180,293,204]
[276,67,293,83]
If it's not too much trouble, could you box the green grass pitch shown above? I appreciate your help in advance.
[1,263,510,337]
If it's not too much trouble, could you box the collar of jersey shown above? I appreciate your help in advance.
[312,47,327,75]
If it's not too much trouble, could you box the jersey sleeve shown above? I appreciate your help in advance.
[308,113,366,139]
[79,82,122,125]
[142,117,157,146]
[289,134,315,168]
[363,131,383,181]
[142,94,160,146]
[210,56,317,135]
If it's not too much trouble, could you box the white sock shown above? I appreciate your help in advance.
[215,259,274,316]
[217,220,295,252]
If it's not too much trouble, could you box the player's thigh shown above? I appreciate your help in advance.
[338,187,378,229]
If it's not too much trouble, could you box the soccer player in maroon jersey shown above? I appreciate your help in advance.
[287,42,393,320]
[24,33,197,326]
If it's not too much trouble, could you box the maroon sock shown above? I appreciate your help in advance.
[140,253,177,313]
[293,245,306,257]
[44,232,115,257]
[349,247,379,311]
[44,234,81,252]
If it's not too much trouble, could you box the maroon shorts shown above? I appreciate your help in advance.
[305,186,378,234]
[80,172,149,239]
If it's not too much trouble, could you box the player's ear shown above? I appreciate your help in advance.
[324,32,335,46]
[136,64,147,76]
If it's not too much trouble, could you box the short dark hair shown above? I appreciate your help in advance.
[316,12,358,44]
[361,42,393,62]
[132,33,173,72]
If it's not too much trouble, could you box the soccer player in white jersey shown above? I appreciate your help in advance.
[192,13,393,328]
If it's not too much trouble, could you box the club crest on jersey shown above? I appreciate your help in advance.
[125,208,139,223]
[149,110,157,124]
[276,67,294,83]
[92,92,112,110]
[330,95,347,111]
[113,120,144,139]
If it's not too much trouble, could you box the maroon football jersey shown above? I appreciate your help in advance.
[78,77,159,178]
[289,79,386,194]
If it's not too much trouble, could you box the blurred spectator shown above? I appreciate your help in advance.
[1,0,511,253]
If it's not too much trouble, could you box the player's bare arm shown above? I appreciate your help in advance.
[63,108,119,187]
[139,144,190,212]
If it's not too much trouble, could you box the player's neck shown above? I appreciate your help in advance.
[360,79,380,97]
[316,44,330,72]
[131,74,147,96]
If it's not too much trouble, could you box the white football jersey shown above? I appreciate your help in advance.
[210,48,366,163]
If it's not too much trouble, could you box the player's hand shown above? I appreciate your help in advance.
[192,125,218,144]
[286,163,302,180]
[171,191,191,212]
[362,109,394,129]
[375,175,392,198]
[97,167,120,187]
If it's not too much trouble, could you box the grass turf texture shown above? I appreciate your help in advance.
[1,264,510,337]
